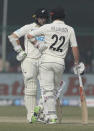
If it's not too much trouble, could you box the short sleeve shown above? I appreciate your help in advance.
[14,24,32,38]
[70,28,78,47]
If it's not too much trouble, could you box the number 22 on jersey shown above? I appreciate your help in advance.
[49,34,65,52]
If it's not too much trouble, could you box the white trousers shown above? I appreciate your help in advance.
[39,54,65,120]
[21,57,39,122]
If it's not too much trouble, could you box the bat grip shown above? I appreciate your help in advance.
[78,74,83,87]
[76,65,83,87]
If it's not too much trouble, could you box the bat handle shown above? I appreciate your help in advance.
[78,74,83,87]
[76,65,83,87]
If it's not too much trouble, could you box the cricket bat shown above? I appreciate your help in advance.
[56,81,65,123]
[78,72,88,124]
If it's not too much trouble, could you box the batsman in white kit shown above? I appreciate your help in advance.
[8,8,49,123]
[27,7,85,124]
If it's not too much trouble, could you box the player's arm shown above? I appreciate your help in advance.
[27,25,45,40]
[27,24,48,41]
[8,25,31,51]
[8,32,27,61]
[72,46,79,65]
[69,28,79,64]
[27,25,48,51]
[8,33,22,52]
[8,25,30,61]
[70,28,85,74]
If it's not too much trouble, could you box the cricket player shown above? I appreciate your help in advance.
[27,7,85,124]
[8,8,49,123]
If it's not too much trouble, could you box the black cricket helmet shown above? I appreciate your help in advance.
[50,7,65,21]
[32,8,49,20]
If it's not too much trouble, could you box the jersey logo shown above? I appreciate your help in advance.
[35,36,45,41]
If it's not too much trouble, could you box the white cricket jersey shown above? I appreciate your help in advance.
[29,20,78,59]
[14,23,42,59]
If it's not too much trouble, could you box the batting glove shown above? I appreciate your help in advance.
[16,50,27,61]
[73,62,85,75]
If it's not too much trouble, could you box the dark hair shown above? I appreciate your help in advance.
[50,7,65,21]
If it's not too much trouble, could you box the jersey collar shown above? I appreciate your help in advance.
[53,20,65,24]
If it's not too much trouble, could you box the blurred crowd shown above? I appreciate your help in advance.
[0,35,94,73]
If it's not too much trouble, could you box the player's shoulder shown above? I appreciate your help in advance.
[39,23,51,30]
[42,23,50,28]
[22,23,36,28]
[15,23,33,32]
[66,24,74,31]
[64,24,75,33]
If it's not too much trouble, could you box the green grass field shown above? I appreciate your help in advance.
[0,106,94,131]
